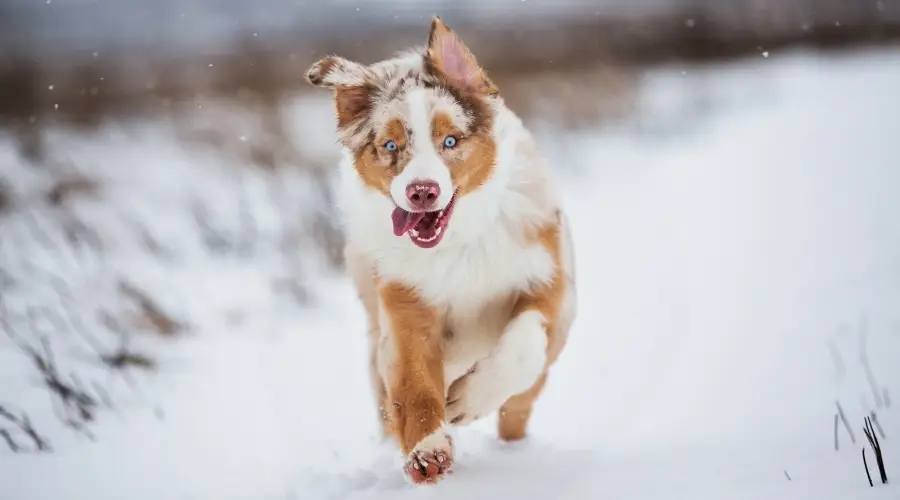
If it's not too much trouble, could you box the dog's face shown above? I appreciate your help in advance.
[307,17,499,249]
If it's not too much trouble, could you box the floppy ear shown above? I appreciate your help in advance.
[424,16,498,96]
[306,56,375,132]
[306,55,370,89]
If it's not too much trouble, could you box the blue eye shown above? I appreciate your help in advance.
[385,140,398,152]
[443,136,457,149]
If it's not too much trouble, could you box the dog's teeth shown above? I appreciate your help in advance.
[435,226,442,235]
[411,229,419,237]
[438,210,444,218]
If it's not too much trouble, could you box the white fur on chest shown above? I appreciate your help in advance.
[378,231,553,313]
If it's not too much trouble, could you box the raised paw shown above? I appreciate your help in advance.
[446,366,507,427]
[404,427,454,485]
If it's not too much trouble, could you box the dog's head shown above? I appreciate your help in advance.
[306,17,500,249]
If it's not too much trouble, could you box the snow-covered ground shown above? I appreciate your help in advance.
[1,46,899,499]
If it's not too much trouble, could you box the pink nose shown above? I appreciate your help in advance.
[406,181,441,210]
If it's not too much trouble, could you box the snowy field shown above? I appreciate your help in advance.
[1,46,899,499]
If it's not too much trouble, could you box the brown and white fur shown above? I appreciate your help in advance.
[306,17,577,485]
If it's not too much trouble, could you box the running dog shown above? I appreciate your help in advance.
[306,16,577,484]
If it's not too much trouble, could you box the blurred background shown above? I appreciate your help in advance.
[1,1,899,499]
[2,0,898,148]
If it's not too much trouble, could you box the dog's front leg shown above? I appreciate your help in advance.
[445,309,548,427]
[447,223,568,432]
[379,282,453,484]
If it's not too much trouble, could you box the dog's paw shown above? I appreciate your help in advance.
[446,366,508,427]
[404,427,454,485]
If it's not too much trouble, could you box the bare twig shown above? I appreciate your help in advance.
[191,200,231,254]
[109,313,157,380]
[119,281,182,337]
[836,401,857,444]
[863,416,888,485]
[89,381,114,409]
[9,333,97,437]
[863,448,873,487]
[858,314,885,409]
[62,216,103,253]
[0,404,51,453]
[87,311,153,388]
[0,429,19,453]
[101,350,156,371]
[869,411,886,440]
[834,412,841,451]
[138,225,172,261]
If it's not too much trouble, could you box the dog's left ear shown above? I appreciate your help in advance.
[424,16,499,96]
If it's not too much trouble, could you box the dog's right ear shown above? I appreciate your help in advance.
[306,56,375,136]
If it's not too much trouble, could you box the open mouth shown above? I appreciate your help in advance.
[391,193,457,249]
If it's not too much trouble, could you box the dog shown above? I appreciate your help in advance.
[306,16,577,485]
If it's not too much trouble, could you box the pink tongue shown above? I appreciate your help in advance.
[392,208,425,236]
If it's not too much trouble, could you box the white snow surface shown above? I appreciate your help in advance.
[1,47,899,499]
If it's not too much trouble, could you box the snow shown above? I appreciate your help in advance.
[2,47,899,499]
